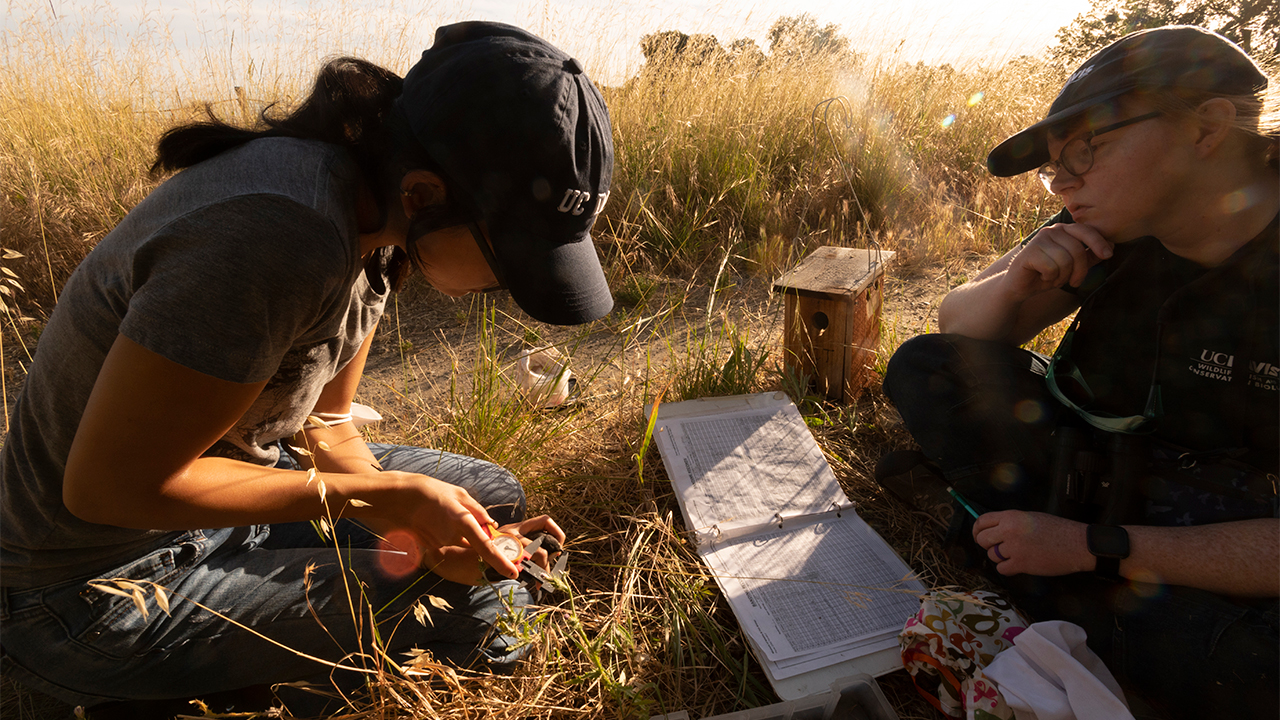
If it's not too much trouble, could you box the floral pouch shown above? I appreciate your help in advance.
[900,590,1029,720]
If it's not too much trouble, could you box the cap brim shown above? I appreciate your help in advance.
[987,88,1131,177]
[487,216,614,326]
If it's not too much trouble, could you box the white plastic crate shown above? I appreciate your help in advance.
[648,673,896,720]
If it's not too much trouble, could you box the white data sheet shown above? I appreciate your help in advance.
[651,392,925,685]
[658,402,850,538]
[701,514,921,664]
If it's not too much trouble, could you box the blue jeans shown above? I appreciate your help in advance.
[0,444,530,711]
[884,335,1280,719]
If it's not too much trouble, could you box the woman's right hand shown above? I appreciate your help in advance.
[937,222,1102,344]
[1001,223,1114,301]
[375,471,524,581]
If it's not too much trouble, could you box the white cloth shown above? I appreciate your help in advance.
[984,620,1134,720]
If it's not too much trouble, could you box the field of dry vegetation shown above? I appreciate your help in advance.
[2,2,1090,719]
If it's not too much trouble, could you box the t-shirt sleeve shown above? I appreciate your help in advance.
[120,194,352,383]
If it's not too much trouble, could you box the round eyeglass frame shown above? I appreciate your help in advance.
[1037,111,1162,191]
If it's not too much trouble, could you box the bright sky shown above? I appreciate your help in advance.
[14,0,1092,87]
[528,0,1095,80]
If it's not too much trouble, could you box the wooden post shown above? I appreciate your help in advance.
[772,246,894,402]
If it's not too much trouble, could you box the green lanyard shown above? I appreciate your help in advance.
[1045,307,1164,435]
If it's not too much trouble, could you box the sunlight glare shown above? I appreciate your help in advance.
[377,529,422,579]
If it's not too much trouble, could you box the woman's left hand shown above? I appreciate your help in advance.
[490,515,566,575]
[972,510,1094,577]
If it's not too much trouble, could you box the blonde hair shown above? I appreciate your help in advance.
[1136,83,1280,169]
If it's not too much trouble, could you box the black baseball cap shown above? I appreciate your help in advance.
[987,26,1267,177]
[396,22,614,325]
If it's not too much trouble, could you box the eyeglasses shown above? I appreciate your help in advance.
[466,220,508,292]
[1037,111,1162,191]
[404,210,507,293]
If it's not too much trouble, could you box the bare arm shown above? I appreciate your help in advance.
[937,223,1114,345]
[62,334,528,580]
[973,511,1279,597]
[289,328,385,475]
[283,327,568,583]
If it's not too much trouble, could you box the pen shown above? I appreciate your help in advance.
[947,487,982,520]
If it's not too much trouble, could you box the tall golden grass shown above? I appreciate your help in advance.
[601,52,1063,282]
[1,0,1070,309]
[1,2,1118,719]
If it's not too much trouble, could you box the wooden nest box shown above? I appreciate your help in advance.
[772,246,894,403]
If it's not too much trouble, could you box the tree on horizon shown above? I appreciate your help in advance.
[1050,0,1278,65]
[638,14,858,76]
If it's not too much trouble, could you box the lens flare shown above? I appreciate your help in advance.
[967,92,984,106]
[941,114,956,128]
[377,528,422,579]
[1221,189,1250,213]
[1014,399,1044,424]
[990,462,1021,491]
[1128,568,1166,598]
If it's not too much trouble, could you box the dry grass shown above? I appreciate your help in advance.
[1,1,1068,310]
[304,279,985,720]
[0,2,1107,719]
[599,50,1066,286]
[0,274,987,720]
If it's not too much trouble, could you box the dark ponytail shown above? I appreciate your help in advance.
[153,57,457,290]
[151,57,403,174]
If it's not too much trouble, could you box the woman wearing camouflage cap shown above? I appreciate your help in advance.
[882,26,1277,717]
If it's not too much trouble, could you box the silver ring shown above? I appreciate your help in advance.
[993,543,1008,562]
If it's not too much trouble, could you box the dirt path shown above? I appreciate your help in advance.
[353,252,978,415]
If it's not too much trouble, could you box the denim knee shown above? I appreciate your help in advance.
[369,444,526,524]
[470,464,525,525]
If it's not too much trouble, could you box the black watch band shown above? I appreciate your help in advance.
[1086,524,1130,582]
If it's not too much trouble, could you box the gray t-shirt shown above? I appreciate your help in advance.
[1,138,391,589]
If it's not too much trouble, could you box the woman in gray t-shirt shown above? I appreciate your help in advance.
[0,21,613,716]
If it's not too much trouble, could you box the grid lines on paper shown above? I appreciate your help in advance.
[682,415,771,477]
[726,521,919,653]
[678,410,835,526]
[681,411,817,481]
